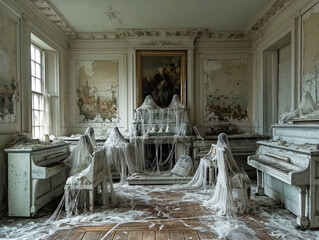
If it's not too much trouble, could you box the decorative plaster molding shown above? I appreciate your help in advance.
[118,28,204,38]
[29,0,77,38]
[203,32,248,40]
[139,40,184,47]
[250,0,291,32]
[27,1,251,41]
[74,29,249,41]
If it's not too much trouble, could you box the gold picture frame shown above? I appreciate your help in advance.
[136,50,187,107]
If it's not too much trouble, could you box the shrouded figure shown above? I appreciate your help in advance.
[84,126,97,150]
[209,133,251,215]
[64,135,94,176]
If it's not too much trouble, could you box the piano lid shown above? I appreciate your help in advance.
[5,142,70,153]
[257,140,319,155]
[272,124,319,145]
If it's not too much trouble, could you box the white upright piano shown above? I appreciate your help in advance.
[248,124,319,229]
[5,143,70,217]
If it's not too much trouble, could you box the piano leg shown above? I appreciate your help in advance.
[89,189,94,213]
[255,170,264,196]
[296,186,309,229]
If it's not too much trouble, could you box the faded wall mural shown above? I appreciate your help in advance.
[204,59,248,121]
[302,2,319,104]
[76,60,119,123]
[0,10,18,123]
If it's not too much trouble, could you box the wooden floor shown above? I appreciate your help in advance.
[47,223,218,240]
[41,187,280,240]
[44,217,275,240]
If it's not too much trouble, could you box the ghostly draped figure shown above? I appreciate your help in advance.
[278,91,319,123]
[64,135,94,176]
[185,143,216,189]
[166,94,188,136]
[84,126,97,150]
[134,95,161,136]
[104,127,137,182]
[206,133,251,215]
[133,94,188,137]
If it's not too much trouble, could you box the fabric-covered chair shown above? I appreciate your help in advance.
[186,143,217,189]
[64,149,110,215]
[209,133,251,215]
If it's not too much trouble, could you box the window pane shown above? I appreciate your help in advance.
[31,45,35,60]
[35,48,41,63]
[33,94,40,110]
[32,111,35,125]
[36,63,41,78]
[31,62,35,77]
[33,94,37,109]
[31,77,36,92]
[36,78,42,93]
[33,110,40,125]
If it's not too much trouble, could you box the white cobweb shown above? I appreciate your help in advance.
[128,94,189,177]
[186,133,251,216]
[104,127,140,183]
[132,94,188,137]
[51,128,116,219]
[1,183,319,240]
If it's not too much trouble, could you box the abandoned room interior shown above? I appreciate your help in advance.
[2,0,319,239]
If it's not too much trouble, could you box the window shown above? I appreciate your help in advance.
[31,43,44,139]
[30,33,60,139]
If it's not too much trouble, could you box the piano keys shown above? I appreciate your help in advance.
[5,143,70,217]
[248,124,319,229]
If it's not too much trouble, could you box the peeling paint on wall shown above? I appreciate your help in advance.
[204,59,248,121]
[0,10,18,123]
[302,2,319,104]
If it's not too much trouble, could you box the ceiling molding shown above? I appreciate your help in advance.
[28,1,251,41]
[249,0,292,32]
[29,0,77,39]
[72,29,249,41]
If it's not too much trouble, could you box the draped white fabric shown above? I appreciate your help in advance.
[104,127,138,182]
[185,156,211,189]
[84,126,97,150]
[133,94,188,137]
[186,133,251,215]
[205,133,251,215]
[64,135,94,176]
[278,91,319,123]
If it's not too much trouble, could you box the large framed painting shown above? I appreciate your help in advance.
[75,60,119,123]
[0,4,21,133]
[136,50,187,107]
[203,59,249,122]
[302,1,319,104]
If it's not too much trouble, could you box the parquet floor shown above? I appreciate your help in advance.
[42,187,279,240]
